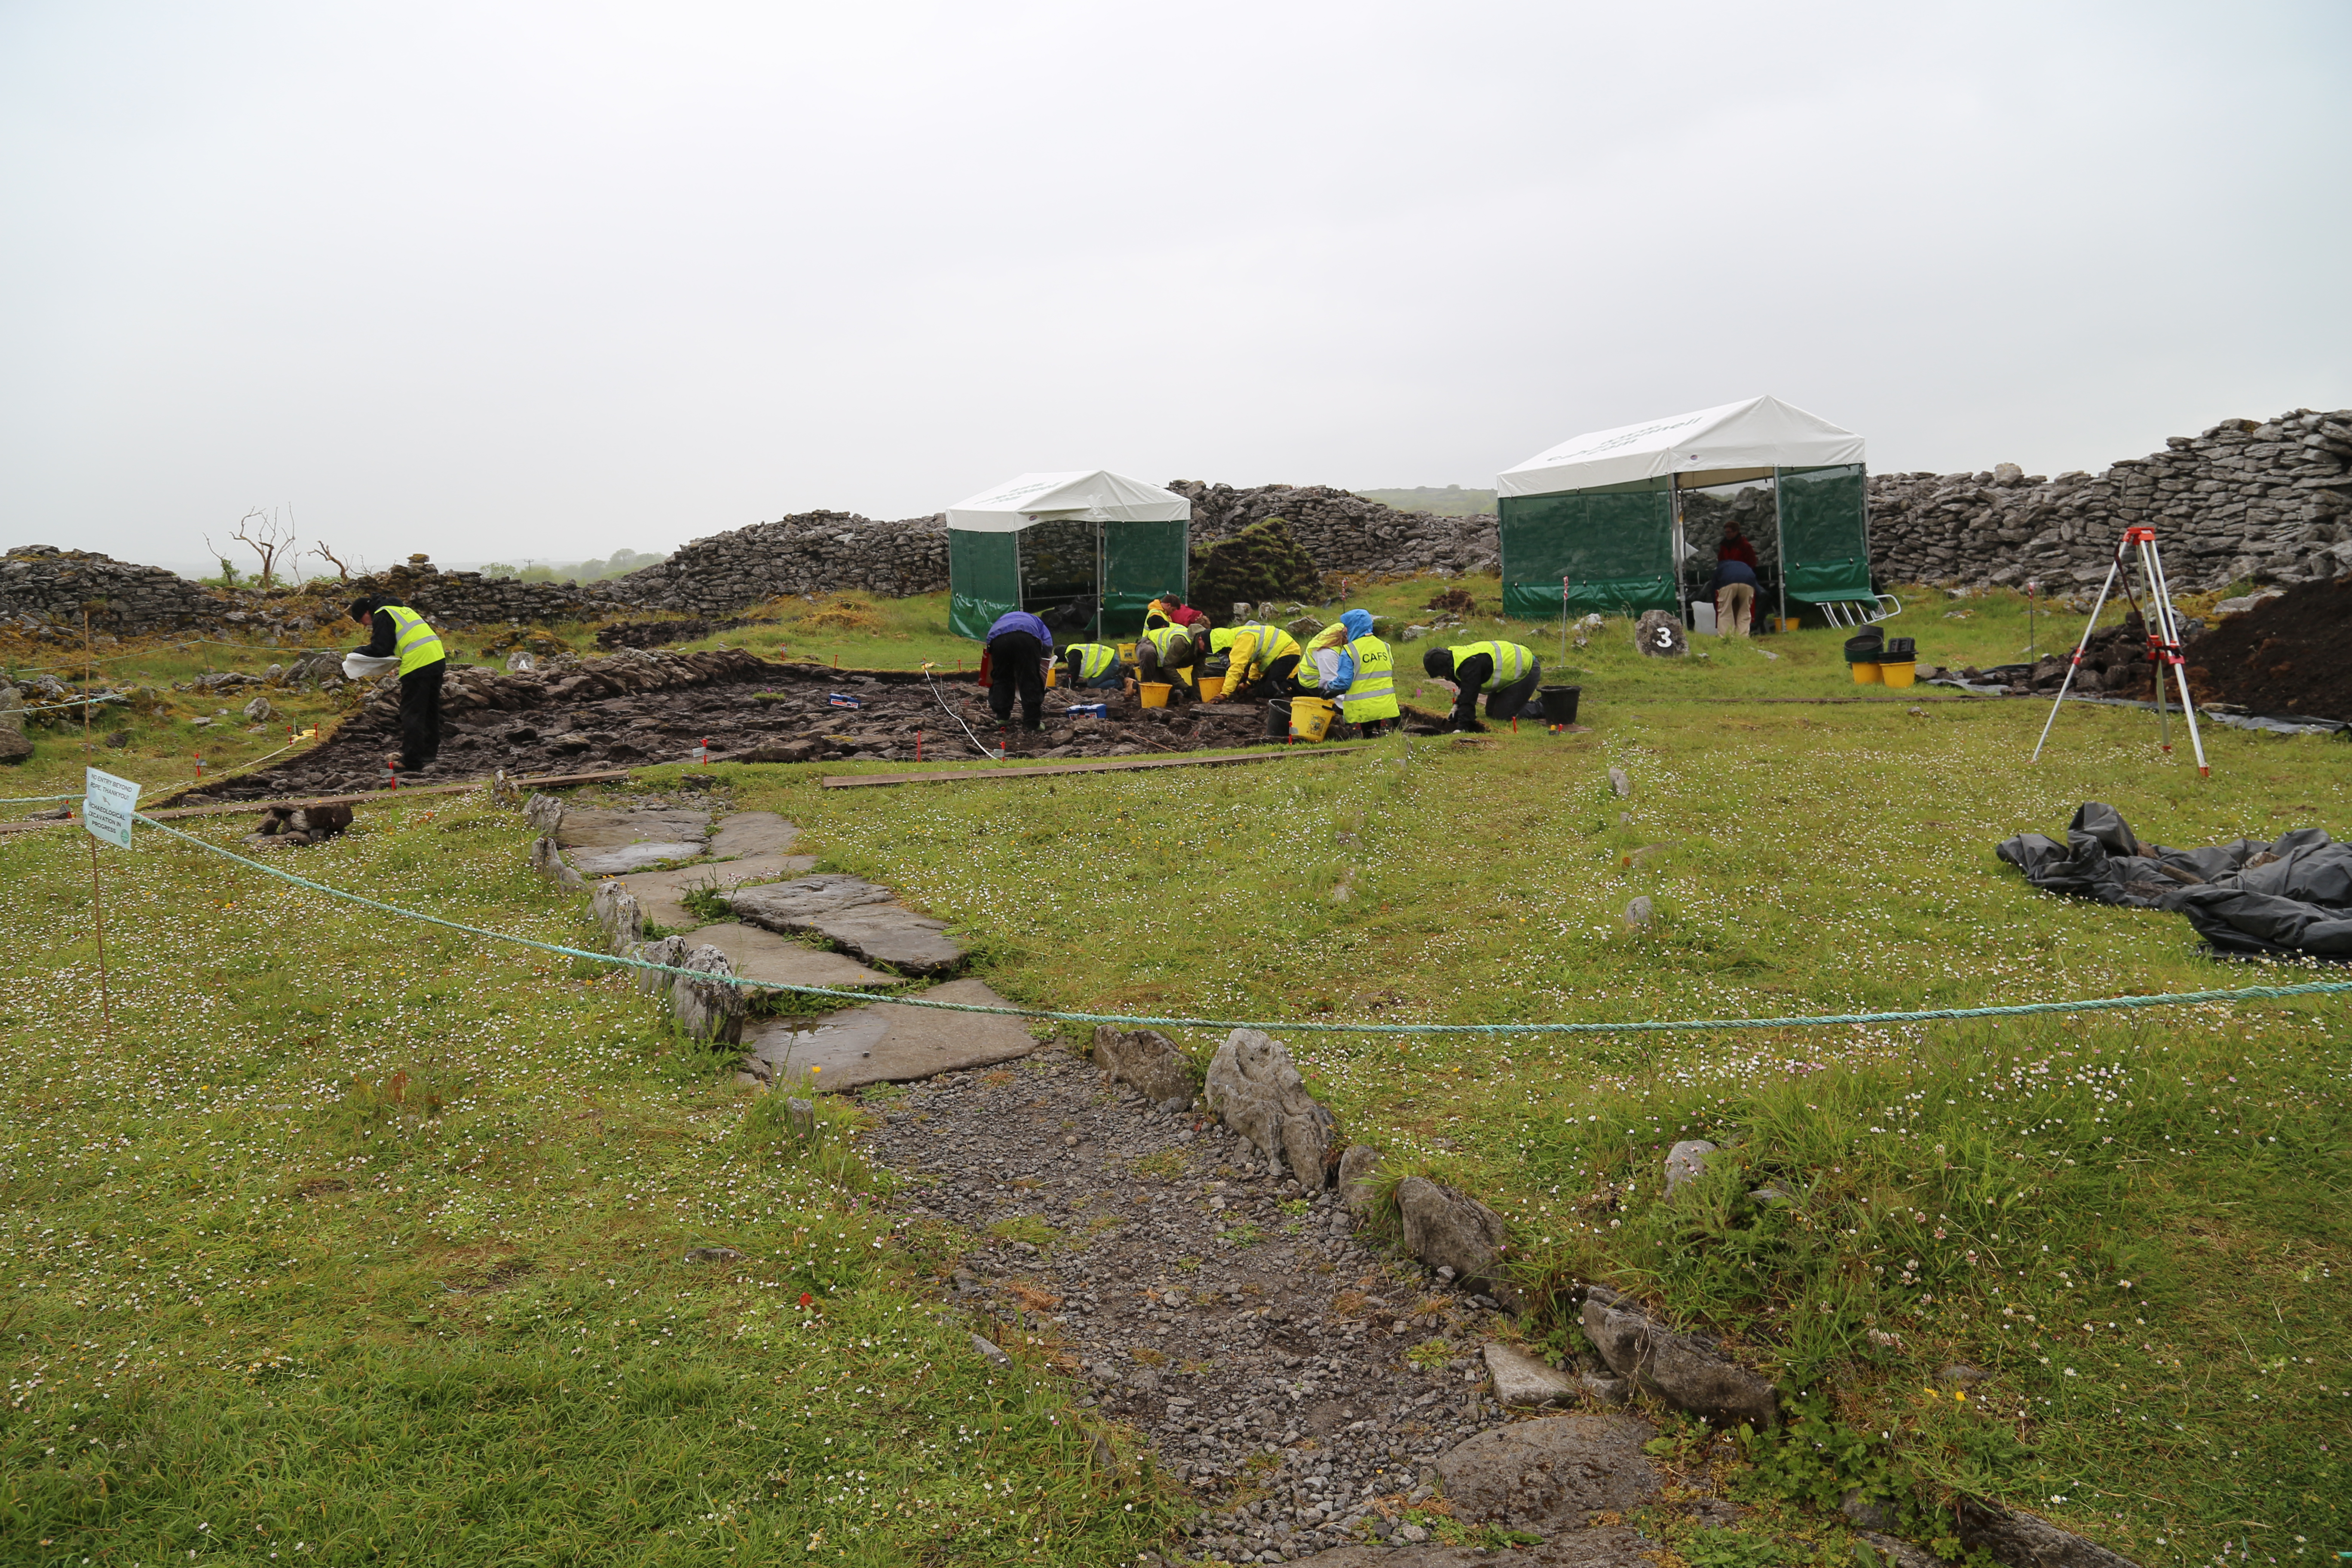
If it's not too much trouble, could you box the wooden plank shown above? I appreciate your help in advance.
[820,743,1375,789]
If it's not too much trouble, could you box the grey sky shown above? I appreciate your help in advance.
[4,1,2346,571]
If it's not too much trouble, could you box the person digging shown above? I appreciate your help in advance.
[983,608,1055,731]
[349,595,449,773]
[1134,622,1198,700]
[1421,639,1540,732]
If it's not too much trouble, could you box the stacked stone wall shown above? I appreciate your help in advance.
[1865,407,2352,592]
[9,406,2345,643]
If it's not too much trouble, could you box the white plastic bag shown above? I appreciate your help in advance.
[343,652,399,680]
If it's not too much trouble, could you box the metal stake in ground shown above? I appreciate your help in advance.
[2030,527,2210,775]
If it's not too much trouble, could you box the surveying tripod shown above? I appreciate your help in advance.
[2030,526,2209,776]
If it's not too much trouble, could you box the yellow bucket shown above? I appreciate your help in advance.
[1045,663,1057,688]
[1880,660,1916,689]
[1118,643,1137,662]
[1139,682,1172,709]
[1197,674,1225,703]
[1850,662,1882,685]
[1289,696,1335,742]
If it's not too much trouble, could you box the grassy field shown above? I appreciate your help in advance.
[4,582,2345,1565]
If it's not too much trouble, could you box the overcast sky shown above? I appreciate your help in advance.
[4,1,2347,571]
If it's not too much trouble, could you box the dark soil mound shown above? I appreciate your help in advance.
[1189,517,1323,616]
[2184,576,2352,722]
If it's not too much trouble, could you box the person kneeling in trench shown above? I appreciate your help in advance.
[1060,641,1126,691]
[1422,640,1540,732]
[1134,623,1197,699]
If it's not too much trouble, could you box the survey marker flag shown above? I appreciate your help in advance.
[83,768,140,849]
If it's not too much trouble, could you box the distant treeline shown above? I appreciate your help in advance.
[476,548,668,584]
[1353,486,1496,518]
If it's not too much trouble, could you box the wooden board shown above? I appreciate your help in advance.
[820,743,1376,789]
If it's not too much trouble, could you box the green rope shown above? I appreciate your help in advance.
[15,692,128,715]
[3,793,83,805]
[129,811,2352,1036]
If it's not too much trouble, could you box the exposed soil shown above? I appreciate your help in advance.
[2184,576,2352,722]
[172,651,1311,803]
[867,1049,1527,1562]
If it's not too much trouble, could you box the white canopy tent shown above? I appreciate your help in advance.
[1491,396,1879,626]
[943,470,1191,531]
[943,471,1192,640]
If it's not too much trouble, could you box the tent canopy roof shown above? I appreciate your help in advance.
[944,470,1191,533]
[1496,395,1865,499]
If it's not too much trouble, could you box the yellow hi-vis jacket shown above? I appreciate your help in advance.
[1338,635,1399,722]
[1141,623,1196,684]
[382,605,447,677]
[1064,643,1120,682]
[1225,622,1301,685]
[1449,640,1534,692]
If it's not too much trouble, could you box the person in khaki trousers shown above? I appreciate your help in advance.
[1712,557,1759,638]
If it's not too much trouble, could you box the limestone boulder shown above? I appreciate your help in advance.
[591,882,646,952]
[523,792,566,833]
[1204,1028,1338,1188]
[1337,1144,1383,1216]
[1580,1284,1779,1429]
[1634,609,1687,658]
[1664,1139,1717,1194]
[1395,1177,1521,1309]
[670,943,746,1044]
[631,934,689,997]
[1433,1413,1660,1528]
[1093,1026,1197,1108]
[1957,1501,2139,1568]
[1482,1341,1578,1409]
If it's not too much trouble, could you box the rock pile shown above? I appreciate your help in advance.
[241,802,353,849]
[606,511,951,614]
[1,546,229,640]
[1171,481,1500,580]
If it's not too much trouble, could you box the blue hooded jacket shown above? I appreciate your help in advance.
[1320,609,1377,694]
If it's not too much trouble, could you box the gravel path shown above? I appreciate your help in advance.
[866,1047,1525,1564]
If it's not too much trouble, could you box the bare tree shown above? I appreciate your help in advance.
[205,507,298,589]
[312,539,367,585]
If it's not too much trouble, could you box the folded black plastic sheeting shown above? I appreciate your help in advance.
[1996,802,2352,961]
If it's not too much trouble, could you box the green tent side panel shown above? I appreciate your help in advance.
[1778,464,1873,603]
[1100,518,1188,640]
[1499,479,1675,618]
[948,529,1020,641]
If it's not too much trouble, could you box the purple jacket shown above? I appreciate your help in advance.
[985,610,1055,652]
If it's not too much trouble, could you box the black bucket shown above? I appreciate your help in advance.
[1843,630,1885,662]
[1264,698,1292,739]
[1881,635,1916,660]
[1538,685,1582,724]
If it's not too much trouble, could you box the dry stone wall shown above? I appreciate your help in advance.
[11,406,2346,643]
[1866,407,2352,593]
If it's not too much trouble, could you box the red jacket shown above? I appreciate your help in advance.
[1718,536,1759,569]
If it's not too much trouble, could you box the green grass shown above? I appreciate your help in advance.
[6,579,2344,1563]
[713,591,2348,1561]
[0,793,1173,1565]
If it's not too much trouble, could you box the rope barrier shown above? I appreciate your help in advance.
[1,793,83,804]
[14,692,129,715]
[122,810,2352,1035]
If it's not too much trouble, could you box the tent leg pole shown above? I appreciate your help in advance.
[1773,467,1787,634]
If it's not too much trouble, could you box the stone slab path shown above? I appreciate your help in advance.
[744,978,1032,1090]
[726,873,965,974]
[557,803,712,874]
[685,922,900,991]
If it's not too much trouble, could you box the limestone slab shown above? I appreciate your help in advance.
[707,811,800,857]
[557,805,711,874]
[683,921,900,990]
[726,874,965,974]
[1435,1414,1660,1528]
[742,979,1034,1091]
[1291,1530,1654,1568]
[1483,1341,1579,1408]
[616,851,816,929]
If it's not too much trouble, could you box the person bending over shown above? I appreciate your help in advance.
[984,608,1054,731]
[1712,555,1759,639]
[1317,609,1401,735]
[1422,640,1540,731]
[349,595,449,772]
[1221,619,1307,701]
[1060,641,1125,690]
[1135,623,1197,695]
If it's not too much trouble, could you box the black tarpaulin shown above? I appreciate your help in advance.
[1996,802,2352,961]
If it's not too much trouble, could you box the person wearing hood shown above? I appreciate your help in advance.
[1316,609,1400,735]
[1421,639,1540,731]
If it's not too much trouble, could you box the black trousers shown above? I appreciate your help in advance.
[1485,663,1541,722]
[1229,652,1304,702]
[986,632,1046,729]
[399,659,446,769]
